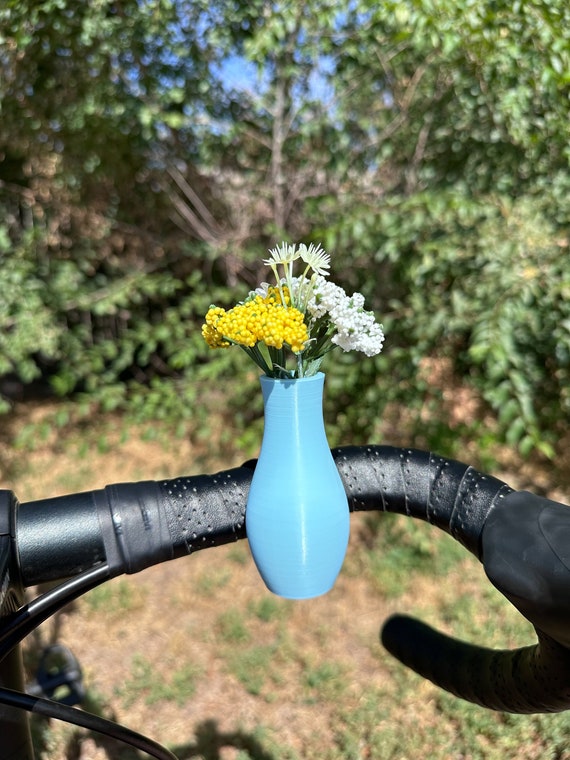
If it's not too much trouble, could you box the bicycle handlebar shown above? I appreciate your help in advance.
[16,446,508,585]
[8,445,570,714]
[16,467,252,584]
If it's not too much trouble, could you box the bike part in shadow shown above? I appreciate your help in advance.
[378,478,570,713]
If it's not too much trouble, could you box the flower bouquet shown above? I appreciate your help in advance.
[203,242,384,377]
[203,242,384,598]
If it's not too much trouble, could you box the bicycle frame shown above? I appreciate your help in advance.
[0,646,32,758]
[0,556,177,760]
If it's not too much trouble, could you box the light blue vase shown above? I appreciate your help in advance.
[246,372,350,599]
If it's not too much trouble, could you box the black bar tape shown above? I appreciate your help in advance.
[157,468,250,558]
[94,482,174,575]
[382,614,570,713]
[424,454,471,532]
[332,446,512,559]
[398,448,433,518]
[446,466,513,557]
[332,445,433,513]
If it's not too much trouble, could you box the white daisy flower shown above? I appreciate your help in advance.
[263,242,300,267]
[298,243,331,276]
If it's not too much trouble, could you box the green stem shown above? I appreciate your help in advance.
[241,345,272,376]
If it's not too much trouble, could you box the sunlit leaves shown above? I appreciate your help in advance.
[1,0,570,459]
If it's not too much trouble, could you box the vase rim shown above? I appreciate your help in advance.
[260,371,324,385]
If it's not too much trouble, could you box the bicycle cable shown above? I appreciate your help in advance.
[0,563,111,660]
[0,562,179,759]
[0,687,178,760]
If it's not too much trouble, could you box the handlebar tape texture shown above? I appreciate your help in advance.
[332,445,513,559]
[83,470,250,575]
[17,446,507,583]
[157,468,249,559]
[155,446,512,562]
[17,470,251,584]
[381,615,570,713]
[111,447,570,713]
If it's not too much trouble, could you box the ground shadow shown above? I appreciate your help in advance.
[32,700,278,760]
[172,718,276,760]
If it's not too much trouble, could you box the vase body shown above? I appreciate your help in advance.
[246,372,349,599]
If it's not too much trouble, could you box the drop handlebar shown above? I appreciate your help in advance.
[5,445,570,719]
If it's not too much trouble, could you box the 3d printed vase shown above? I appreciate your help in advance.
[246,372,350,599]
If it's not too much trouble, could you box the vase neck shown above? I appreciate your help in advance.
[260,373,326,431]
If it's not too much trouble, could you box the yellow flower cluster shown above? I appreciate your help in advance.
[202,306,230,348]
[202,289,308,354]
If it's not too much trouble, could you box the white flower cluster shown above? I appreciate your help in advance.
[306,276,385,357]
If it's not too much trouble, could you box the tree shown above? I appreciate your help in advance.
[0,0,230,413]
[315,0,570,455]
[1,0,569,459]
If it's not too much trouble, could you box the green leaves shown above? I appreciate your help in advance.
[319,172,570,456]
[1,0,570,461]
[0,242,62,383]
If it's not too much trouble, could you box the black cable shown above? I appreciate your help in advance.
[0,687,178,760]
[0,562,179,759]
[0,563,111,660]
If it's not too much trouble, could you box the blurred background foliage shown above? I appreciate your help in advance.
[1,0,569,461]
